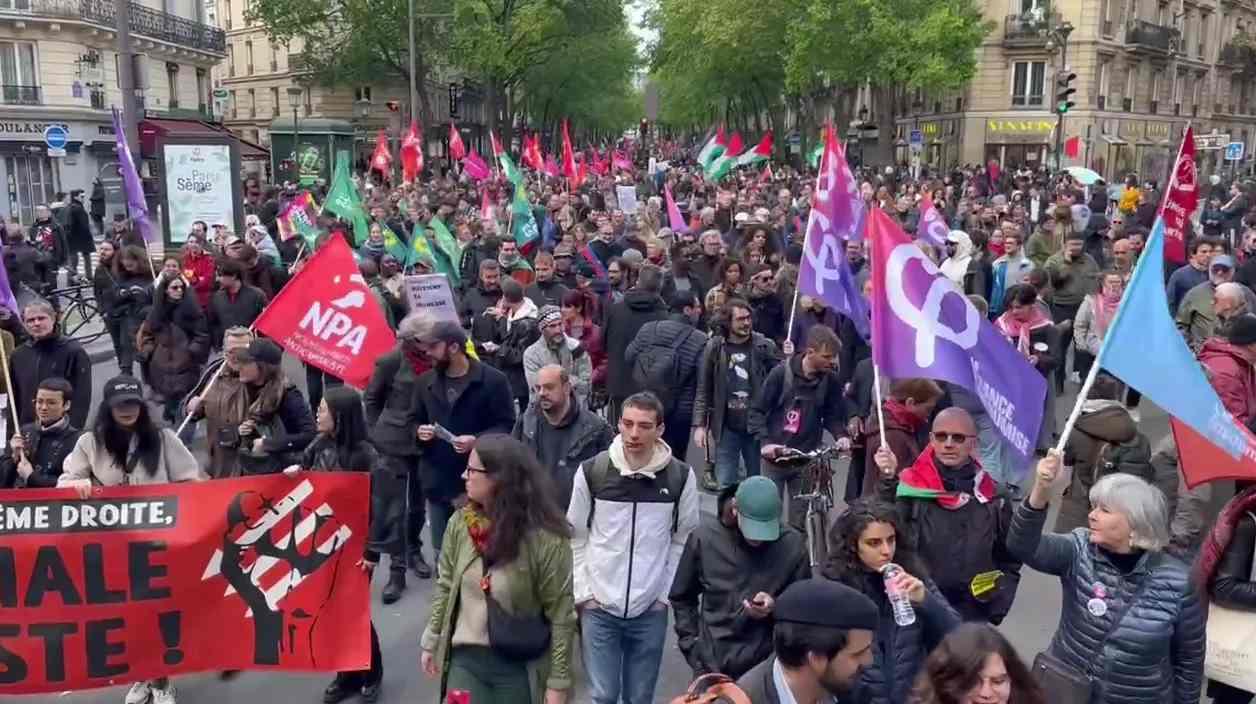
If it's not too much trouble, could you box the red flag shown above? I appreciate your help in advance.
[589,148,608,176]
[254,232,397,389]
[462,151,491,181]
[561,120,577,184]
[481,189,495,221]
[987,159,1001,185]
[543,154,560,178]
[576,159,587,189]
[524,133,544,171]
[1157,125,1197,265]
[612,150,633,172]
[369,129,392,174]
[760,163,774,183]
[1064,135,1081,159]
[448,122,466,161]
[400,120,423,183]
[490,131,504,158]
[1171,418,1256,487]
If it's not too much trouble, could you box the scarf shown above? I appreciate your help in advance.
[1091,289,1121,339]
[896,446,995,510]
[463,505,495,593]
[883,398,927,433]
[994,307,1053,356]
[1195,486,1256,609]
[402,343,431,376]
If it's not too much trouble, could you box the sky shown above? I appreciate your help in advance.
[626,0,657,54]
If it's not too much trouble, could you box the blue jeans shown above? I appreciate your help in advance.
[428,497,455,558]
[714,427,760,489]
[581,606,668,704]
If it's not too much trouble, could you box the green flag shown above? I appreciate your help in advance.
[406,221,438,271]
[807,141,823,169]
[428,218,463,286]
[323,153,371,245]
[498,152,523,186]
[511,183,539,247]
[380,225,410,263]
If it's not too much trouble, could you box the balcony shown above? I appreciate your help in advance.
[0,85,40,105]
[6,0,226,54]
[1221,40,1256,74]
[1003,9,1062,46]
[1125,19,1179,55]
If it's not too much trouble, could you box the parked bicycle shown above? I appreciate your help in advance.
[773,445,844,569]
[47,283,106,345]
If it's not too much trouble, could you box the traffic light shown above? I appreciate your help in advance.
[1056,70,1077,114]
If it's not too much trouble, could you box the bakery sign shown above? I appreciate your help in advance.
[0,120,70,139]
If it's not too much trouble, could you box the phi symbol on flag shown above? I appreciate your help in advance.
[885,243,980,366]
[802,228,846,296]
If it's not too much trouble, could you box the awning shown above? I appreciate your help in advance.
[1100,135,1128,145]
[237,137,268,161]
[139,118,268,161]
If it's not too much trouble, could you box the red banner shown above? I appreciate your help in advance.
[254,232,398,388]
[1158,124,1197,265]
[0,473,370,694]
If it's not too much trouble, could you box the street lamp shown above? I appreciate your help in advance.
[287,86,303,183]
[1044,20,1075,170]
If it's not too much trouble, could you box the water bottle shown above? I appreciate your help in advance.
[881,563,916,626]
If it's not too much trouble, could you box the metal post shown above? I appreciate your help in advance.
[407,0,418,129]
[292,105,300,182]
[1055,38,1068,171]
[114,0,139,156]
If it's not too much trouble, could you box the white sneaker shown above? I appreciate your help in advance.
[124,681,151,704]
[150,684,176,704]
[1070,372,1081,384]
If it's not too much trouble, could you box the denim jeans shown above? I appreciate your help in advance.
[714,427,759,489]
[428,497,456,557]
[581,605,668,704]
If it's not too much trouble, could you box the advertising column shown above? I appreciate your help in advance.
[162,143,237,243]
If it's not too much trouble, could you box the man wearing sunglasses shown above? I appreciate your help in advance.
[872,407,1023,625]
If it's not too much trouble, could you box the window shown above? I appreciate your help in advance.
[224,0,231,29]
[1102,0,1114,34]
[1098,61,1110,107]
[270,86,279,116]
[1124,63,1136,100]
[1174,70,1183,104]
[228,43,235,76]
[5,155,56,225]
[354,86,372,102]
[1157,2,1167,25]
[304,88,312,116]
[248,87,255,117]
[1151,67,1160,102]
[196,68,208,109]
[1200,12,1209,56]
[166,63,178,108]
[270,44,278,72]
[1193,74,1203,108]
[0,42,37,104]
[1011,60,1046,107]
[0,0,31,10]
[245,41,253,74]
[230,89,237,118]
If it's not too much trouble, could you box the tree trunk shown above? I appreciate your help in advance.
[862,84,898,168]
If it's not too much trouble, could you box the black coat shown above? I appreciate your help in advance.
[625,315,708,425]
[207,285,269,346]
[410,360,516,501]
[1212,513,1256,610]
[602,290,668,398]
[512,396,614,508]
[5,241,52,293]
[363,348,422,457]
[11,335,92,429]
[692,332,780,444]
[0,419,81,488]
[525,279,570,309]
[141,295,210,398]
[66,201,94,251]
[459,284,502,354]
[27,219,67,266]
[748,292,786,344]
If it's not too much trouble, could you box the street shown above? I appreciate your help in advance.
[16,353,1177,703]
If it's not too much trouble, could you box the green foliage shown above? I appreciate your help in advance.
[517,17,641,133]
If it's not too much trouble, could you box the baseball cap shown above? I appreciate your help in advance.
[236,338,283,365]
[103,375,145,407]
[735,476,782,542]
[1212,254,1236,270]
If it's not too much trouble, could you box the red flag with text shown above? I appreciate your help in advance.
[369,130,391,175]
[1157,125,1197,265]
[0,473,370,694]
[254,233,397,388]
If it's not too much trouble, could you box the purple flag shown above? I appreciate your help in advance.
[664,183,689,234]
[916,194,949,247]
[869,208,1045,467]
[797,127,869,338]
[111,108,154,242]
[0,242,17,315]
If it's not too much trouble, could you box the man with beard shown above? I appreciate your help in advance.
[670,476,810,680]
[460,259,503,357]
[28,205,68,268]
[589,212,624,267]
[553,245,577,288]
[746,263,786,345]
[497,237,534,286]
[513,364,613,507]
[736,579,878,704]
[486,278,541,411]
[525,250,570,308]
[524,305,591,406]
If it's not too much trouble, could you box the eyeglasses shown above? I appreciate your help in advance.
[932,432,971,444]
[466,464,491,475]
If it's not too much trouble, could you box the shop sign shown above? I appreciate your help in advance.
[985,119,1054,144]
[1145,121,1172,142]
[1117,120,1143,141]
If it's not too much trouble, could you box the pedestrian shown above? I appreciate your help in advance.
[909,623,1044,704]
[523,305,592,407]
[228,338,315,475]
[111,245,154,378]
[988,228,1034,317]
[207,257,268,348]
[186,326,255,478]
[861,378,944,498]
[1178,255,1256,353]
[5,222,53,298]
[136,275,210,424]
[625,289,707,458]
[693,298,782,489]
[486,277,540,411]
[1044,230,1099,389]
[1168,239,1219,315]
[181,233,216,310]
[940,230,992,299]
[525,250,570,308]
[1072,270,1125,380]
[10,299,91,429]
[1199,313,1256,427]
[288,386,386,704]
[871,407,1022,624]
[89,179,106,237]
[463,259,503,357]
[513,364,613,508]
[412,320,516,554]
[822,498,960,704]
[670,476,810,680]
[64,189,94,279]
[1195,485,1256,704]
[57,374,202,704]
[568,392,700,704]
[419,434,576,704]
[561,289,608,403]
[734,578,878,704]
[602,263,669,424]
[28,204,68,268]
[0,377,80,488]
[1012,451,1205,704]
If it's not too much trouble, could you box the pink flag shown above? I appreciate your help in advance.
[481,189,495,221]
[449,123,466,161]
[665,183,689,234]
[613,150,633,172]
[462,151,491,181]
[916,194,950,247]
[543,154,560,178]
[1157,124,1197,265]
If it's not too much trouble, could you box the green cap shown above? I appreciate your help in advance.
[736,476,781,542]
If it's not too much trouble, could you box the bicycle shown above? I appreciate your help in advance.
[47,283,107,346]
[773,445,844,569]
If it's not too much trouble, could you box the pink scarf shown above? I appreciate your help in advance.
[1091,290,1121,339]
[995,307,1053,355]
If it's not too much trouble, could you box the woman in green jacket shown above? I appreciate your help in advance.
[420,433,576,704]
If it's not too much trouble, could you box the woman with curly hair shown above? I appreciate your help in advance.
[822,498,960,704]
[910,623,1044,704]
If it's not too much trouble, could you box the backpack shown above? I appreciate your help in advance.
[1092,431,1154,484]
[582,452,690,532]
[631,323,698,416]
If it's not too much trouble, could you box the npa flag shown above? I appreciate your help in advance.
[462,151,491,182]
[277,191,321,248]
[400,120,423,183]
[1093,215,1256,486]
[369,129,391,175]
[0,473,370,694]
[665,183,689,235]
[255,233,396,388]
[916,194,950,247]
[869,208,1046,468]
[1157,125,1197,265]
[111,107,155,242]
[448,123,466,161]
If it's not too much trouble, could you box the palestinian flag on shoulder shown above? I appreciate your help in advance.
[895,447,996,510]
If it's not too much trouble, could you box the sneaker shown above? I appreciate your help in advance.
[150,684,176,704]
[125,681,152,704]
[361,682,381,703]
[1070,372,1081,384]
[409,550,433,580]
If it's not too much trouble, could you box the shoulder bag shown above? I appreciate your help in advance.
[484,536,551,662]
[1205,512,1256,693]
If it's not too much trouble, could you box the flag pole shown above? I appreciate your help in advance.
[0,333,22,434]
[175,324,254,436]
[866,203,887,450]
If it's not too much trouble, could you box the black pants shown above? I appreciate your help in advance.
[336,621,382,688]
[1210,681,1254,704]
[1049,302,1080,391]
[662,413,690,462]
[378,454,423,576]
[305,362,343,413]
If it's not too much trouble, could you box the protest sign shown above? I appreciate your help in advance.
[616,185,639,214]
[404,274,460,324]
[0,473,370,694]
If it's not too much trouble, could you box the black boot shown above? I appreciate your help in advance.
[360,681,381,704]
[381,571,406,605]
[409,550,432,579]
[322,675,357,704]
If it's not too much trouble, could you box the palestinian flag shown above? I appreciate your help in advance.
[697,126,727,171]
[895,447,996,510]
[705,132,743,181]
[737,131,773,167]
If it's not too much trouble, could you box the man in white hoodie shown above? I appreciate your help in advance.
[568,391,701,704]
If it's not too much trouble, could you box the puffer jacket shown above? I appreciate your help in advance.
[625,314,708,425]
[692,332,780,445]
[1055,401,1152,533]
[137,295,210,400]
[1007,500,1206,704]
[1199,337,1256,427]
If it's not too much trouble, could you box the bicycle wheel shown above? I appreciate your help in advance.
[806,508,829,569]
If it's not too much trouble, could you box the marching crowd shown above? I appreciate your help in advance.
[3,145,1256,704]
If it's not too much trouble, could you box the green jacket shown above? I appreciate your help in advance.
[421,508,576,702]
[1044,251,1099,307]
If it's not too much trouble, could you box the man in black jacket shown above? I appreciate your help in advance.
[11,301,92,429]
[411,321,515,553]
[512,364,613,508]
[4,224,52,295]
[525,250,570,308]
[670,477,809,680]
[746,263,786,344]
[65,190,95,279]
[603,263,668,424]
[364,316,434,605]
[207,258,268,347]
[693,299,781,489]
[625,289,707,459]
[460,259,503,356]
[0,377,81,488]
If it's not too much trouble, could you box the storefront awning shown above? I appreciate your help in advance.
[139,118,268,161]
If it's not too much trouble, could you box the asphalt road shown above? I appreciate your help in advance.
[14,354,1180,704]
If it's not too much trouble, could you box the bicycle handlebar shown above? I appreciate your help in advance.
[772,445,846,466]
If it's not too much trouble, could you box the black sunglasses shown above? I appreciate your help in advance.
[932,432,971,444]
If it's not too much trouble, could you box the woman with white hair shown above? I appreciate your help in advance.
[1007,449,1205,704]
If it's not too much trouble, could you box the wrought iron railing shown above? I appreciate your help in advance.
[1125,19,1178,52]
[0,84,40,104]
[6,0,226,53]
